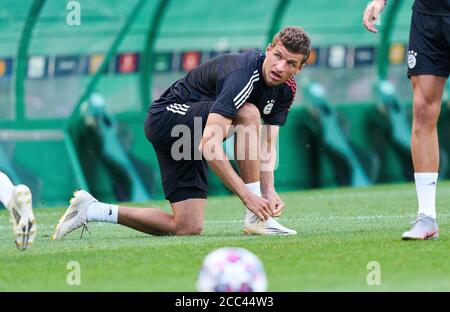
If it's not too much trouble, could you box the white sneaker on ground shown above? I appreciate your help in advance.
[243,217,297,235]
[401,213,439,240]
[7,185,36,250]
[52,190,96,240]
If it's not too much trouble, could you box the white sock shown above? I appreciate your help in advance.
[86,201,119,223]
[244,181,262,223]
[0,172,15,207]
[415,172,438,219]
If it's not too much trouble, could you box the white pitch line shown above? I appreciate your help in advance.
[0,214,449,231]
[203,213,450,224]
[13,213,435,226]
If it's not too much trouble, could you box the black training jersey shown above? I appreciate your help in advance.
[413,0,450,16]
[149,50,297,126]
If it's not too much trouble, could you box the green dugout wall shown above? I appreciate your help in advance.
[0,0,448,207]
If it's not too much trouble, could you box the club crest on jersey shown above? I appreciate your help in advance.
[408,50,417,69]
[263,100,275,115]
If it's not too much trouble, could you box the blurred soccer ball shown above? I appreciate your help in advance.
[196,247,268,292]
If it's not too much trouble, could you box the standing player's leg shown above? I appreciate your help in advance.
[0,171,36,249]
[52,189,205,238]
[233,103,296,235]
[402,75,446,240]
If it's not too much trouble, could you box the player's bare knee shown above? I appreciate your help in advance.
[175,228,203,236]
[413,97,440,128]
[235,103,261,125]
[174,223,203,236]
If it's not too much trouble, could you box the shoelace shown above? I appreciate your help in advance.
[410,215,431,226]
[80,222,91,239]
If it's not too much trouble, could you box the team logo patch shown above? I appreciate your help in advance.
[263,100,275,115]
[408,50,417,69]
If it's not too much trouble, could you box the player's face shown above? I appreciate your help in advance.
[263,42,305,87]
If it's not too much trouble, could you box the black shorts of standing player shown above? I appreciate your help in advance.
[407,10,450,78]
[144,101,214,204]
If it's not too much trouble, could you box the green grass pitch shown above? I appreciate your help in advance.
[1,182,449,291]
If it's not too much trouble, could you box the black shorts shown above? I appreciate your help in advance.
[145,101,213,203]
[408,10,450,78]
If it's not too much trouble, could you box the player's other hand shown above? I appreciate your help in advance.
[243,192,272,221]
[363,0,386,33]
[263,190,286,217]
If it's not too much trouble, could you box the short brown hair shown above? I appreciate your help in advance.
[271,26,311,65]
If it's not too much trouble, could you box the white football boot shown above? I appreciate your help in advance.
[52,190,95,240]
[7,185,36,250]
[244,216,297,235]
[401,213,439,240]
